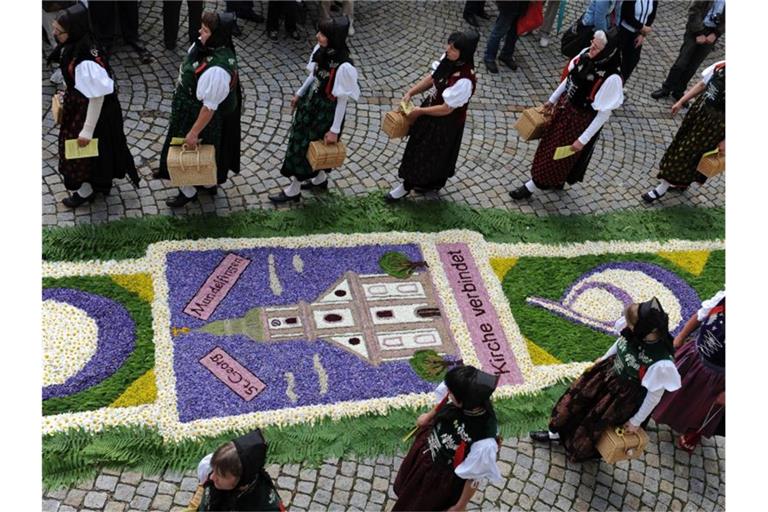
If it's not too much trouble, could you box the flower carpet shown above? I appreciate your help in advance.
[42,203,724,487]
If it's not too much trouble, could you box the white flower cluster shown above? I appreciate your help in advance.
[42,300,99,387]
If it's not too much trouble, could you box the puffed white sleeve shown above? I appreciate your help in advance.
[599,339,620,361]
[701,60,724,85]
[197,453,213,483]
[454,438,503,485]
[591,74,624,111]
[434,381,449,404]
[331,62,360,101]
[697,290,726,321]
[442,78,473,109]
[74,60,114,98]
[641,360,682,393]
[196,66,231,110]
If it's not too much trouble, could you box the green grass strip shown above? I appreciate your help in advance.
[42,193,724,262]
[42,381,569,490]
[42,276,155,416]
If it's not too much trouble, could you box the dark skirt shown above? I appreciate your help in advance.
[58,91,138,193]
[652,339,725,438]
[657,97,725,187]
[549,357,647,462]
[157,87,241,184]
[398,97,467,191]
[280,88,337,180]
[530,97,599,189]
[393,425,466,511]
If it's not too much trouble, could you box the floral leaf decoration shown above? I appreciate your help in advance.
[378,251,429,279]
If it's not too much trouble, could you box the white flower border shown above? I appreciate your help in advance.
[42,233,725,441]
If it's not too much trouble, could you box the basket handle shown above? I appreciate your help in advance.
[179,143,200,174]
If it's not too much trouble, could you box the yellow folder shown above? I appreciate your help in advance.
[64,138,99,160]
[400,100,415,116]
[553,145,576,161]
[170,137,186,146]
[701,148,720,158]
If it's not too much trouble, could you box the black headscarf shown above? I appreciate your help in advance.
[620,297,674,354]
[46,2,94,65]
[205,430,269,511]
[569,27,621,85]
[313,15,352,70]
[190,11,237,62]
[432,30,480,84]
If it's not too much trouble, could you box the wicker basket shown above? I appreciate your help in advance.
[306,140,347,171]
[52,93,63,125]
[596,426,649,464]
[382,110,410,139]
[514,106,552,141]
[167,144,217,186]
[697,153,725,178]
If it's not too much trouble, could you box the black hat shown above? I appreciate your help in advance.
[444,365,499,410]
[318,15,350,52]
[232,429,268,487]
[635,297,671,343]
[206,11,237,49]
[56,2,90,44]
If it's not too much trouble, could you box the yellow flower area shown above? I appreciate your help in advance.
[489,257,518,281]
[657,250,711,276]
[110,369,157,408]
[111,273,154,302]
[526,337,561,366]
[43,300,99,386]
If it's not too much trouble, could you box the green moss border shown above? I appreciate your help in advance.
[43,381,569,489]
[42,276,155,416]
[43,193,724,262]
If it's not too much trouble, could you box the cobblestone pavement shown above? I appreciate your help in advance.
[41,1,725,227]
[41,1,726,511]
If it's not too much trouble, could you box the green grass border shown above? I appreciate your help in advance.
[42,276,155,416]
[43,381,569,489]
[42,193,724,262]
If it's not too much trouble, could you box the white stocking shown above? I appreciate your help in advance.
[525,180,540,193]
[311,170,328,185]
[180,186,197,198]
[76,182,93,198]
[283,177,301,197]
[389,183,408,199]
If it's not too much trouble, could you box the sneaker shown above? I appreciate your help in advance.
[539,35,550,48]
[289,30,301,41]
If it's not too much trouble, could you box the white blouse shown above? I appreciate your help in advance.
[74,60,114,98]
[701,61,725,86]
[296,44,360,101]
[697,290,725,321]
[197,453,213,483]
[430,53,473,108]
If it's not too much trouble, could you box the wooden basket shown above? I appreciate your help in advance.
[382,110,410,139]
[52,93,63,125]
[697,153,725,178]
[596,426,649,464]
[306,140,347,171]
[515,106,552,141]
[167,144,217,186]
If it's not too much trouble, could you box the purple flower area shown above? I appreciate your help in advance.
[527,261,701,336]
[42,288,135,400]
[166,244,441,422]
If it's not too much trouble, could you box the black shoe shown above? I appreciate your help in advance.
[641,190,664,203]
[164,40,176,51]
[509,185,533,200]
[268,191,301,204]
[477,10,492,20]
[165,191,197,207]
[484,60,499,74]
[463,13,479,27]
[500,56,518,71]
[268,30,278,41]
[650,87,670,100]
[232,23,242,37]
[530,431,553,443]
[300,179,329,191]
[196,185,218,196]
[62,192,96,208]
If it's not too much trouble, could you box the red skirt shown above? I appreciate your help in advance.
[530,97,597,189]
[652,339,725,438]
[393,425,466,511]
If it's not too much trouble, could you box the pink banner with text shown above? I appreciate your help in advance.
[184,253,251,320]
[200,347,266,401]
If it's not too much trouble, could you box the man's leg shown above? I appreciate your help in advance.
[484,11,513,63]
[88,1,117,52]
[187,1,203,44]
[672,42,715,97]
[162,1,182,49]
[663,34,706,96]
[540,0,560,35]
[499,12,522,66]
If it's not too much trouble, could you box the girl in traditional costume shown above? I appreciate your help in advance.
[530,298,682,462]
[268,15,360,204]
[386,30,479,202]
[48,3,139,208]
[393,365,503,511]
[641,61,725,203]
[193,430,285,511]
[156,11,242,208]
[509,30,624,200]
[652,290,725,452]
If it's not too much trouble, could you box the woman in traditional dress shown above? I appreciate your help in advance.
[193,430,285,511]
[156,11,242,208]
[393,365,503,511]
[509,30,624,200]
[529,298,682,462]
[48,3,139,208]
[652,290,725,452]
[385,30,479,202]
[641,61,725,203]
[268,15,360,204]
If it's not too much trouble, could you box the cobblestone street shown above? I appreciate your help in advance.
[41,1,725,511]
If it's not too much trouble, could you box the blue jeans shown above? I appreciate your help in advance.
[484,10,521,62]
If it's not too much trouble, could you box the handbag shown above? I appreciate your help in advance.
[561,17,594,58]
[676,403,724,453]
[517,0,544,36]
